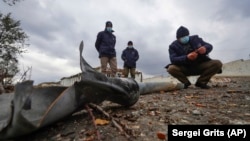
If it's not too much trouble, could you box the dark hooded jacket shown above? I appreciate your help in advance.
[167,35,212,68]
[95,29,116,58]
[121,47,139,68]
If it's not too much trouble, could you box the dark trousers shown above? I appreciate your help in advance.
[123,67,136,79]
[167,60,222,85]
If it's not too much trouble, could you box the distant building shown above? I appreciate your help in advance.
[217,59,250,76]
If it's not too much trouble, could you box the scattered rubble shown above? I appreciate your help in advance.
[12,77,250,141]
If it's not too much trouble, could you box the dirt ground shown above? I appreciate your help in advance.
[12,76,250,141]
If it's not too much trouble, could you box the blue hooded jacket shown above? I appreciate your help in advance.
[168,35,212,67]
[95,29,116,58]
[121,47,139,68]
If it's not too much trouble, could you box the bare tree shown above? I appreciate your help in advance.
[0,13,28,93]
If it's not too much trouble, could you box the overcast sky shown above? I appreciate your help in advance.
[1,0,250,84]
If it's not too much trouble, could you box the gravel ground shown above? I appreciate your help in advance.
[11,76,250,141]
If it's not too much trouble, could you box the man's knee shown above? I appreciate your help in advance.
[214,60,223,68]
[167,65,178,74]
[210,60,223,70]
[213,60,223,73]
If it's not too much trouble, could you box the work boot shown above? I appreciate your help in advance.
[184,82,191,89]
[195,82,210,89]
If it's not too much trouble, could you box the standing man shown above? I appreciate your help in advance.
[166,26,222,89]
[121,41,139,79]
[95,21,117,77]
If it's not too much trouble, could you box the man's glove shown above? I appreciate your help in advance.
[197,46,206,54]
[187,52,198,60]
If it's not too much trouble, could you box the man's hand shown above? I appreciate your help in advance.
[187,52,198,60]
[197,46,206,54]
